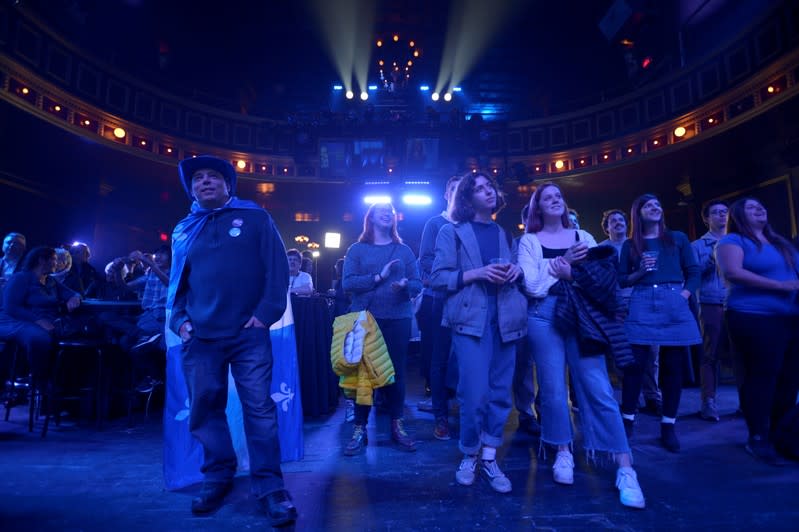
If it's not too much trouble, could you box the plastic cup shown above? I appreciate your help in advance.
[642,250,659,272]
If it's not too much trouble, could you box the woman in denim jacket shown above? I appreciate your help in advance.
[430,172,526,493]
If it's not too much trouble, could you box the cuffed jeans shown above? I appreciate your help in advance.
[452,297,514,455]
[528,296,630,453]
[182,327,284,497]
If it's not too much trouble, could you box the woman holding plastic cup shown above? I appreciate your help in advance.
[618,193,701,452]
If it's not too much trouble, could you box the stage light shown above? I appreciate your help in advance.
[83,119,91,126]
[402,194,433,206]
[54,105,61,112]
[21,87,29,95]
[443,92,452,102]
[413,50,419,57]
[311,250,320,258]
[368,85,377,90]
[333,84,343,90]
[236,160,246,169]
[324,232,341,249]
[708,117,715,124]
[113,127,126,139]
[674,126,686,137]
[360,91,369,101]
[432,92,440,101]
[378,60,384,66]
[420,85,430,91]
[363,195,392,204]
[345,90,354,99]
[641,56,652,69]
[409,40,415,47]
[554,160,564,169]
[767,85,775,93]
[377,39,383,47]
[452,87,462,92]
[393,34,399,42]
[407,60,413,66]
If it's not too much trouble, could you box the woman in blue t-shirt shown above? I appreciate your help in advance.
[716,197,799,465]
[618,193,701,453]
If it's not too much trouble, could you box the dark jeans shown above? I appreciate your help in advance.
[354,317,411,423]
[1,322,52,385]
[416,294,434,385]
[429,296,453,420]
[622,344,688,419]
[726,310,799,440]
[699,303,728,399]
[181,327,284,497]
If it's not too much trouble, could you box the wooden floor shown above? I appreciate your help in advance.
[0,365,797,531]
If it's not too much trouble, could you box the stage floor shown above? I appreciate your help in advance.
[0,376,796,531]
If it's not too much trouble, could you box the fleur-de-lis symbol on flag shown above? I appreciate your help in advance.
[270,382,294,412]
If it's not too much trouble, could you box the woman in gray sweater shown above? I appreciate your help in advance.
[342,202,422,454]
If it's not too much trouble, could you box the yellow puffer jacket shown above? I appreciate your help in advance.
[330,311,395,406]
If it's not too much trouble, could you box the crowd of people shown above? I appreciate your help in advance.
[2,156,798,524]
[335,171,799,511]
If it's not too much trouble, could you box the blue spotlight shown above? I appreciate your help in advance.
[333,84,343,91]
[368,85,378,91]
[452,87,462,92]
[420,85,430,91]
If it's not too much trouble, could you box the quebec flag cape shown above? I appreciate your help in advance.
[162,198,303,490]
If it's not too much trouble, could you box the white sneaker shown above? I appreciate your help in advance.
[455,455,478,486]
[553,450,574,485]
[616,467,646,509]
[481,460,512,493]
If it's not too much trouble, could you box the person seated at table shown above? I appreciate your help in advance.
[50,247,72,284]
[63,242,104,298]
[0,246,81,389]
[287,249,313,296]
[1,232,26,283]
[101,246,171,392]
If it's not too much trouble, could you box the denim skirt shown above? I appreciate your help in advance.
[625,283,701,346]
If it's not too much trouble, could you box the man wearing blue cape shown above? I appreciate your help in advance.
[167,155,297,526]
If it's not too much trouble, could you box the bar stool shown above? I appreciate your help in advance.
[41,337,105,437]
[2,340,33,425]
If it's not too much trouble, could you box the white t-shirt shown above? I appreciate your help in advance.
[289,271,313,292]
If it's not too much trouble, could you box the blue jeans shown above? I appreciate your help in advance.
[452,297,515,455]
[528,296,630,453]
[181,327,284,497]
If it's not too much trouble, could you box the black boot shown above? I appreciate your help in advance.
[660,423,680,453]
[191,481,233,515]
